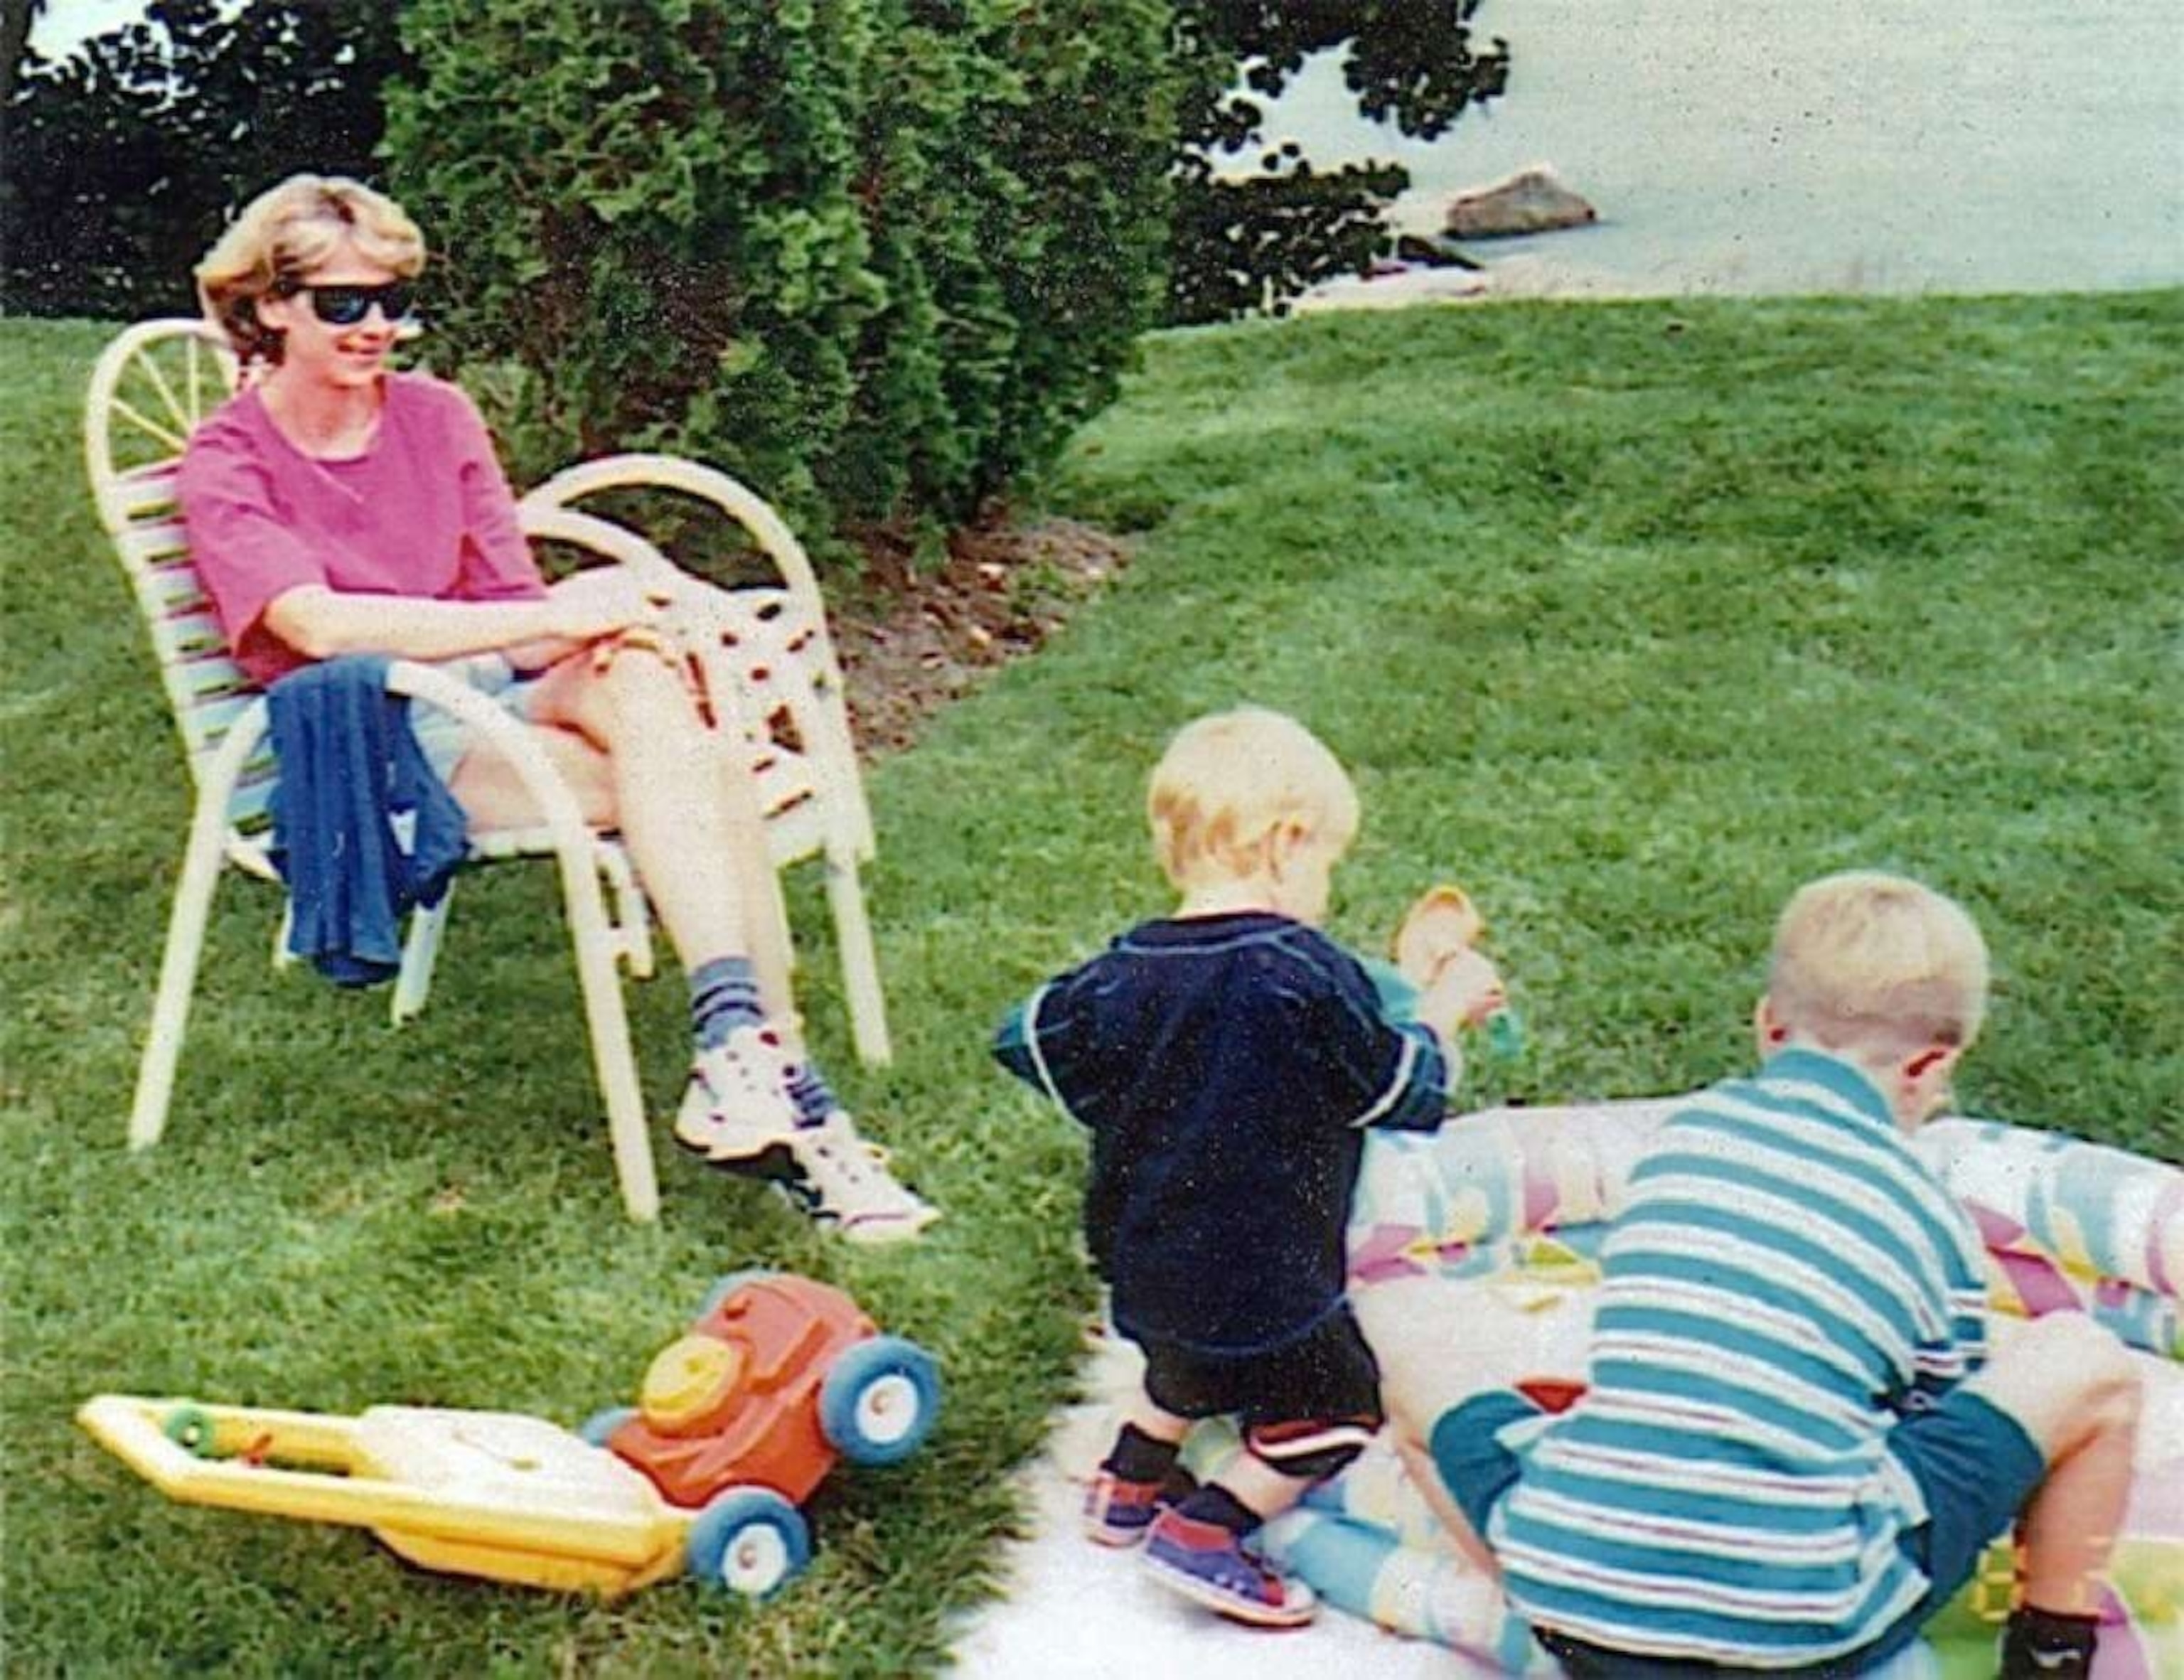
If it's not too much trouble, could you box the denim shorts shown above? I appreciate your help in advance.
[1429,1384,2045,1675]
[404,654,546,785]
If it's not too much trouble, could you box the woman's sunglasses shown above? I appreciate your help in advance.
[273,279,415,327]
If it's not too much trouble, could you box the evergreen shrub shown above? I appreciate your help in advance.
[384,0,1180,548]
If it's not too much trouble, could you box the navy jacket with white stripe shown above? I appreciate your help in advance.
[995,911,1449,1355]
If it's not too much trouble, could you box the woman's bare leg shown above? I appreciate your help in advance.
[456,641,934,1241]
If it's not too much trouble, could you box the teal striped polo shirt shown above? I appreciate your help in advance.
[1489,1048,1991,1667]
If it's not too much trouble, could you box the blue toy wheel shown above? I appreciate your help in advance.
[696,1269,776,1322]
[578,1405,636,1448]
[163,1403,218,1459]
[818,1336,941,1466]
[685,1487,810,1598]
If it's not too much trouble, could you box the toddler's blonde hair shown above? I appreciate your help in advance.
[1147,706,1359,889]
[1768,871,1989,1059]
[196,174,425,363]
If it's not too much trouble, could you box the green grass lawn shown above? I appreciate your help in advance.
[4,292,2180,1676]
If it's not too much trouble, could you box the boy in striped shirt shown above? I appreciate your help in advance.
[1405,872,2142,1677]
[993,707,1503,1627]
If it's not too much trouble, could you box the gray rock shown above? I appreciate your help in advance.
[1444,166,1598,238]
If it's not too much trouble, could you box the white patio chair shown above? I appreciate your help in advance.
[85,319,892,1223]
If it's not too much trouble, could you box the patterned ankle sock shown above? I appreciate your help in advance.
[1103,1424,1182,1486]
[688,956,764,1050]
[1173,1484,1260,1539]
[782,1059,840,1128]
[2001,1606,2100,1680]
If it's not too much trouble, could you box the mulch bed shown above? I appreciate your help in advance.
[828,513,1131,756]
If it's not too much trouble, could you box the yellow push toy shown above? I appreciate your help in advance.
[77,1271,940,1599]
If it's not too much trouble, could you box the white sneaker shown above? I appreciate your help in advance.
[673,1025,805,1164]
[775,1113,941,1246]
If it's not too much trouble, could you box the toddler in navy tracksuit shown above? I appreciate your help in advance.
[993,705,1502,1627]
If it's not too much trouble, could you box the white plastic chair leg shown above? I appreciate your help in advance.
[389,664,659,1221]
[271,899,296,971]
[390,889,453,1025]
[825,850,892,1067]
[595,841,655,979]
[130,704,269,1150]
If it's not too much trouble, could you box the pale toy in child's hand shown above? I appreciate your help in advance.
[1394,884,1525,1058]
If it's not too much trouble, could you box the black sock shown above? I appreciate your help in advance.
[1103,1423,1181,1486]
[2001,1606,2100,1680]
[1157,1463,1202,1505]
[1173,1483,1260,1538]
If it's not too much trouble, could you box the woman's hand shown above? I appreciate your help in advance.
[505,569,658,670]
[540,567,652,643]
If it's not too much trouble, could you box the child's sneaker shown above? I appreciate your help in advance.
[1081,1472,1167,1547]
[1140,1510,1317,1628]
[672,1024,805,1167]
[774,1111,941,1246]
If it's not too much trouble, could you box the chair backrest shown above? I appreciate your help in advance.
[84,319,279,871]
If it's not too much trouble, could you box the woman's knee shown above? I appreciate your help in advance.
[575,643,703,746]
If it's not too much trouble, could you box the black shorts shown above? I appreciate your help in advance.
[1138,1305,1385,1436]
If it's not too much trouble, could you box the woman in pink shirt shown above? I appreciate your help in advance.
[178,174,934,1243]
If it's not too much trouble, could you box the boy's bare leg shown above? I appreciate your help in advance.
[1215,1451,1312,1522]
[1393,1424,1502,1581]
[1116,1391,1190,1449]
[1965,1314,2143,1615]
[1113,1390,1314,1519]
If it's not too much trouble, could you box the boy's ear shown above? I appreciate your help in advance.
[1754,995,1791,1047]
[1265,819,1309,877]
[1895,1042,1962,1123]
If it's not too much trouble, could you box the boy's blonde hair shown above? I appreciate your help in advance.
[1768,871,1989,1059]
[196,174,425,363]
[1147,706,1359,888]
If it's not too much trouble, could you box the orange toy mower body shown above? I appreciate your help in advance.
[588,1270,930,1509]
[576,1270,941,1597]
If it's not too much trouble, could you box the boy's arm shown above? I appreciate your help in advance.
[1367,1020,1455,1132]
[1910,1265,1993,1401]
[1391,1421,1503,1583]
[1901,1216,1993,1411]
[1351,956,1456,1131]
[991,980,1076,1115]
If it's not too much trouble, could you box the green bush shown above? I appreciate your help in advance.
[384,0,1181,547]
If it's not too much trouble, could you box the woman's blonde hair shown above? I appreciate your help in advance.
[195,174,425,363]
[1768,870,1989,1058]
[1147,706,1359,889]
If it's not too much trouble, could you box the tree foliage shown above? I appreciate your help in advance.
[385,0,1177,534]
[2,0,405,319]
[1169,1,1509,323]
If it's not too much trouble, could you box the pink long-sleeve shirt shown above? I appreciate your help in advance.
[176,372,548,685]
